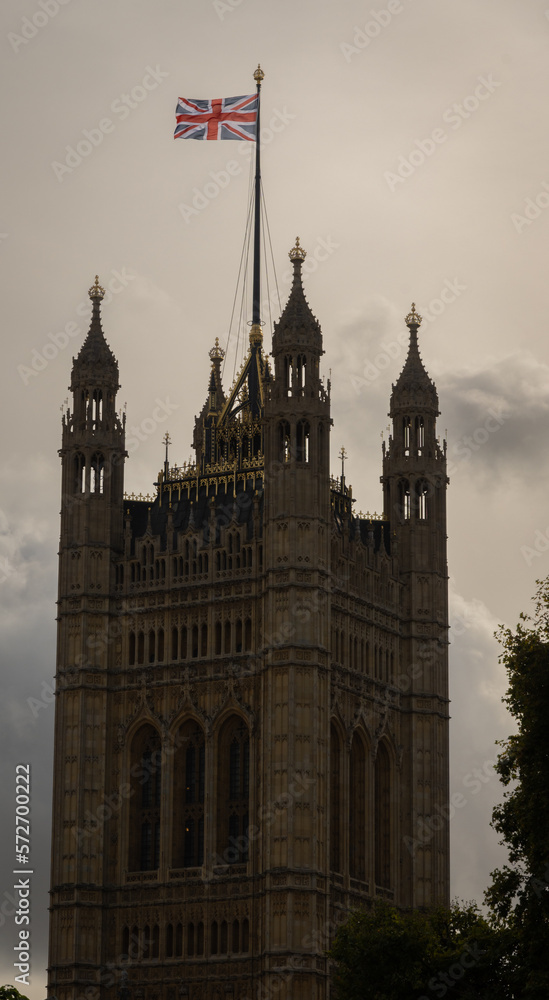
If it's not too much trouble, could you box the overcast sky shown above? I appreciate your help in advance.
[2,1,549,996]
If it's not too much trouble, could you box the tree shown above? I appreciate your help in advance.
[0,987,30,1000]
[485,578,549,998]
[329,899,510,1000]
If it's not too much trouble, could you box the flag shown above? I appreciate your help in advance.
[174,94,258,141]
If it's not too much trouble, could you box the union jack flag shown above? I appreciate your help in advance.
[174,95,258,141]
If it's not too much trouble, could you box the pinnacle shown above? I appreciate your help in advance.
[272,251,322,351]
[390,314,438,413]
[71,282,118,386]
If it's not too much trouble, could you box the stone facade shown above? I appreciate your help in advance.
[48,257,449,1000]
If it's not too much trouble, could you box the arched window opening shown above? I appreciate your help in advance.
[200,623,208,657]
[175,922,183,957]
[130,925,139,961]
[187,923,195,957]
[220,920,228,954]
[90,453,105,494]
[284,355,293,394]
[129,632,136,666]
[399,479,411,522]
[296,420,310,463]
[197,921,204,956]
[375,742,392,889]
[129,726,161,872]
[137,632,144,665]
[181,625,188,660]
[166,923,174,958]
[416,479,429,521]
[296,353,306,389]
[74,453,86,494]
[171,626,178,661]
[244,617,252,651]
[211,921,218,956]
[192,624,199,658]
[157,630,164,663]
[278,420,291,463]
[232,919,239,953]
[403,417,411,456]
[152,924,159,959]
[142,925,150,961]
[330,723,342,872]
[92,389,103,425]
[235,619,243,652]
[215,621,222,655]
[173,721,205,869]
[242,917,249,952]
[148,629,155,664]
[224,621,231,655]
[217,717,250,863]
[350,733,366,881]
[416,415,425,454]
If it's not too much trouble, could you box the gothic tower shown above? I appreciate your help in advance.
[381,303,449,905]
[49,277,126,989]
[48,260,449,1000]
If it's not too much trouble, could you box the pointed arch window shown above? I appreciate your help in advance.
[350,733,367,881]
[278,421,291,463]
[92,389,103,426]
[398,479,411,522]
[173,720,205,868]
[284,355,293,394]
[416,479,430,521]
[403,417,411,456]
[330,723,342,873]
[415,416,425,454]
[296,420,310,463]
[90,453,105,494]
[296,353,306,390]
[129,726,161,872]
[217,716,250,864]
[74,453,86,494]
[375,742,392,888]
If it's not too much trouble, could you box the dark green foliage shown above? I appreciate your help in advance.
[485,579,549,998]
[329,900,510,1000]
[0,987,30,1000]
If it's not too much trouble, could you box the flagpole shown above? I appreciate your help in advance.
[251,64,264,328]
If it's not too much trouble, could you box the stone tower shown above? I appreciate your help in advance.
[48,254,449,1000]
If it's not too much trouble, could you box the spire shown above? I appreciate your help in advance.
[272,238,322,355]
[207,338,225,411]
[390,303,438,415]
[71,276,119,389]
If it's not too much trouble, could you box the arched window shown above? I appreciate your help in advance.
[122,926,130,961]
[217,717,250,864]
[197,921,204,956]
[278,420,291,463]
[241,917,249,952]
[416,415,425,454]
[403,416,411,455]
[284,355,293,393]
[128,726,161,872]
[224,621,231,655]
[296,420,310,463]
[157,629,164,662]
[171,626,178,661]
[232,919,239,953]
[90,453,105,494]
[148,629,155,664]
[175,922,183,957]
[129,632,136,666]
[211,921,218,956]
[192,624,199,658]
[74,453,86,493]
[181,625,188,660]
[187,923,195,957]
[166,923,174,958]
[416,479,430,521]
[349,733,366,881]
[296,353,306,389]
[398,479,411,522]
[244,617,252,651]
[215,621,222,655]
[137,632,144,665]
[235,619,243,652]
[200,623,208,657]
[330,723,342,872]
[173,720,205,869]
[92,389,103,425]
[220,920,228,954]
[152,924,159,959]
[375,742,392,888]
